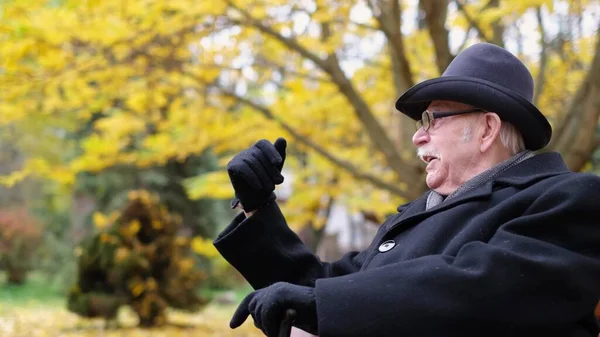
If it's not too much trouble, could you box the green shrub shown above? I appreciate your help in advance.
[67,190,209,327]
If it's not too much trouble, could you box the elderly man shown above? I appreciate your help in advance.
[214,43,600,337]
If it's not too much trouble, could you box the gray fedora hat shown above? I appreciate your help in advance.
[395,42,552,150]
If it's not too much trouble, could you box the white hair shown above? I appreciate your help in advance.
[461,119,525,155]
[499,122,525,155]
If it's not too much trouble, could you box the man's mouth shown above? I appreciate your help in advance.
[422,155,438,164]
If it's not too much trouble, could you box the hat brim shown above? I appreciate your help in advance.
[395,76,552,151]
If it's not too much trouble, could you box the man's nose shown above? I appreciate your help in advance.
[412,127,430,147]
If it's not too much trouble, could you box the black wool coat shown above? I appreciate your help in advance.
[214,152,600,337]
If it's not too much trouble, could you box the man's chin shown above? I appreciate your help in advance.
[425,175,440,190]
[426,176,452,195]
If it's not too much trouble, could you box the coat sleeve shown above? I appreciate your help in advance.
[314,175,600,337]
[213,201,378,289]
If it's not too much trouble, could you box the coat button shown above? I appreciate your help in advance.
[378,240,395,253]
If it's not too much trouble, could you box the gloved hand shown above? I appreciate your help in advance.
[227,138,287,212]
[230,282,318,337]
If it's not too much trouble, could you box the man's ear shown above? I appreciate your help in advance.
[479,113,502,152]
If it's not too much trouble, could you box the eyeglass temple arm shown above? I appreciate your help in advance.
[431,108,484,118]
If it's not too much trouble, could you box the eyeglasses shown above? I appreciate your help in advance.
[416,108,485,131]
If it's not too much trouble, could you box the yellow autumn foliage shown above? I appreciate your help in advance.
[119,220,142,238]
[191,237,219,258]
[0,0,597,232]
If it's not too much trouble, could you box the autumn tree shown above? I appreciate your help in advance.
[0,0,598,237]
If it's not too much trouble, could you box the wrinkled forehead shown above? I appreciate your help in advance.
[427,100,475,111]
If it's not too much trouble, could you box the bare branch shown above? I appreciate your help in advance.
[361,58,389,68]
[454,0,493,43]
[369,0,414,95]
[226,2,327,70]
[321,54,422,185]
[203,61,331,84]
[533,6,548,105]
[419,0,453,74]
[332,18,379,32]
[458,27,473,52]
[214,84,416,200]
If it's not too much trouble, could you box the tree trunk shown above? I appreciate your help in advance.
[6,266,27,285]
[547,28,600,171]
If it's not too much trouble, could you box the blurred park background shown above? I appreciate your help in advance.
[0,0,599,336]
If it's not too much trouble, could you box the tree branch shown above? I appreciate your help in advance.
[321,54,422,185]
[369,0,414,95]
[333,18,379,32]
[454,0,493,43]
[226,1,422,185]
[57,23,201,80]
[487,0,504,47]
[533,6,548,105]
[458,27,473,52]
[547,23,600,171]
[367,0,421,160]
[214,84,416,200]
[202,61,331,84]
[419,0,453,74]
[227,2,328,70]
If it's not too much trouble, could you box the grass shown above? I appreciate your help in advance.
[200,284,254,302]
[0,272,262,337]
[0,272,254,305]
[0,272,65,306]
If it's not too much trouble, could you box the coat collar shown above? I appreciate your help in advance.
[393,152,570,223]
[395,182,494,224]
[493,151,570,186]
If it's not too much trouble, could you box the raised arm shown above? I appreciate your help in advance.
[214,201,371,289]
[218,137,375,289]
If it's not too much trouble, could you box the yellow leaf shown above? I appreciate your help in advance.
[312,9,334,22]
[190,236,218,258]
[100,233,117,244]
[151,220,163,230]
[115,247,130,263]
[128,219,141,235]
[178,258,195,272]
[93,212,109,229]
[125,91,148,113]
[131,282,145,297]
[184,171,234,200]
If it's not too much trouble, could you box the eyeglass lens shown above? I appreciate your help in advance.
[416,111,430,131]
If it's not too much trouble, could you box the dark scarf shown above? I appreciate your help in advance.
[426,150,534,210]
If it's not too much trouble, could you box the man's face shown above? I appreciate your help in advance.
[412,101,482,195]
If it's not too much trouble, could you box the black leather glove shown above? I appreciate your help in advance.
[227,138,287,212]
[229,282,318,337]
